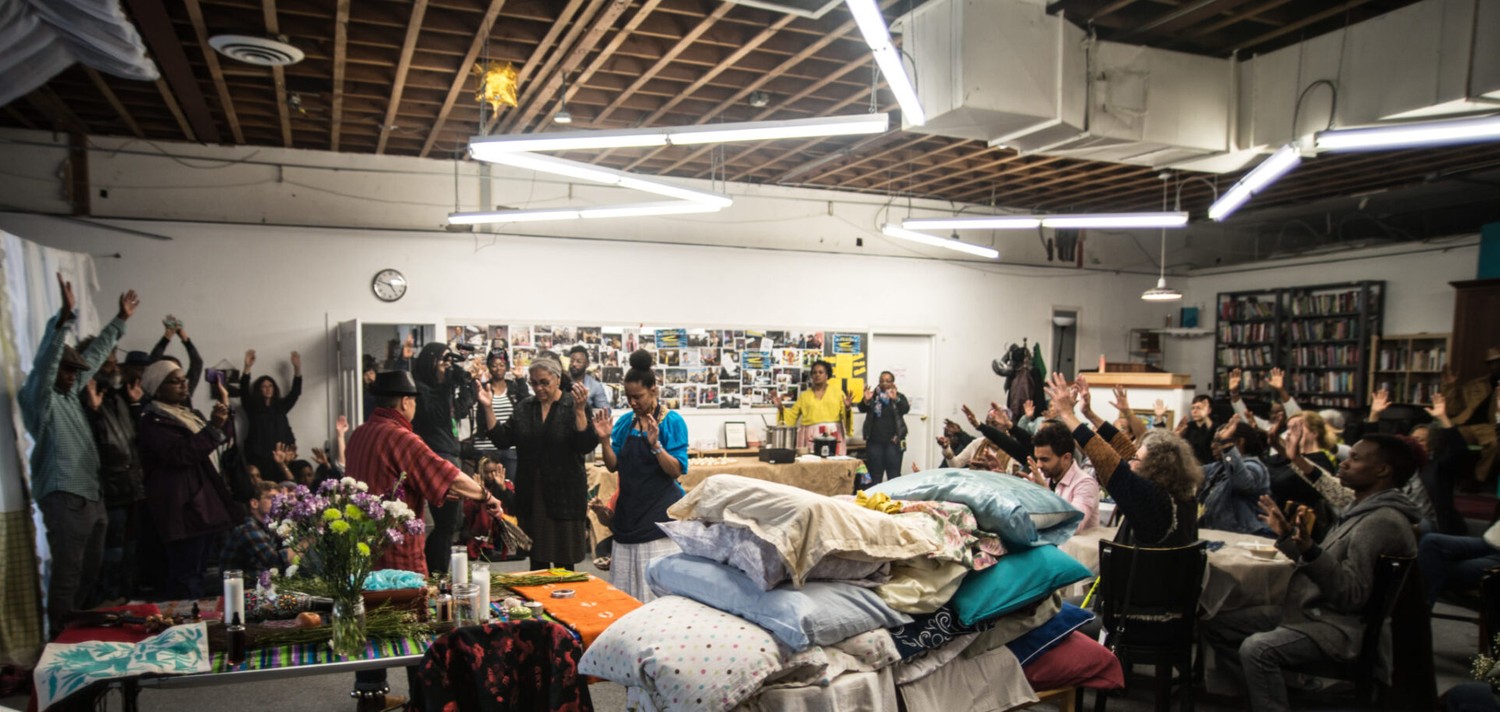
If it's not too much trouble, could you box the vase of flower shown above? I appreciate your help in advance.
[330,596,367,658]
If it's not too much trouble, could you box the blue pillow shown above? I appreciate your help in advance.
[1007,602,1095,665]
[867,467,1084,548]
[950,545,1093,627]
[647,553,912,651]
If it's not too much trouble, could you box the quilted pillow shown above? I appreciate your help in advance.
[867,467,1084,548]
[656,520,889,591]
[1021,631,1124,690]
[666,475,939,585]
[578,595,818,712]
[949,545,1092,627]
[1006,602,1096,665]
[647,554,912,651]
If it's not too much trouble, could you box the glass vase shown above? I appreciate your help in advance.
[330,596,367,658]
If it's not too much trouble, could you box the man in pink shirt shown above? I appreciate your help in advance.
[1025,421,1101,530]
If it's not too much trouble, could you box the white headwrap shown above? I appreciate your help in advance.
[141,360,180,399]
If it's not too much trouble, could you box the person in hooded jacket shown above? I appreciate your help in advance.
[1203,433,1423,712]
[412,342,477,573]
[238,348,301,480]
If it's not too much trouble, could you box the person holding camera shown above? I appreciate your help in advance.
[239,348,302,481]
[412,342,478,574]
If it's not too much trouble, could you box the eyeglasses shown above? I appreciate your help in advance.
[528,378,553,387]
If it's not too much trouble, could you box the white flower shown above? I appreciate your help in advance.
[340,476,357,489]
[285,564,299,578]
[355,481,369,492]
[276,522,294,538]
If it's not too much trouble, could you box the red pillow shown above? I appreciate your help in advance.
[1022,632,1124,690]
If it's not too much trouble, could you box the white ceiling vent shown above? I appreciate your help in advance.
[209,35,305,66]
[719,0,843,19]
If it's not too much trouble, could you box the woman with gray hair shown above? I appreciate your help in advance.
[478,356,598,570]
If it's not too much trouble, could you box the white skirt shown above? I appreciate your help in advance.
[610,538,682,603]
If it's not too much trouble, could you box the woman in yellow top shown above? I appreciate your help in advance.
[774,359,853,454]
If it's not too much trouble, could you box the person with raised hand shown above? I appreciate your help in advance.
[148,314,204,396]
[21,274,137,633]
[1198,415,1275,536]
[238,348,303,483]
[857,370,910,484]
[591,350,687,602]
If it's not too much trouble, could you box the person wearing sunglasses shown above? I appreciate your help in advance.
[478,356,599,571]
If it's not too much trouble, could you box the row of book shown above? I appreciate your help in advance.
[1216,346,1276,368]
[1288,290,1363,316]
[1219,299,1277,321]
[1285,319,1356,341]
[1290,371,1356,394]
[1375,345,1447,371]
[1218,369,1269,392]
[1218,323,1275,343]
[1372,379,1440,404]
[1287,344,1362,367]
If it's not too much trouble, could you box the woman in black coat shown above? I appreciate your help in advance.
[479,356,598,571]
[239,348,301,479]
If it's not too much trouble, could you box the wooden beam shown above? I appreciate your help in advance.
[182,0,244,143]
[22,89,88,135]
[83,67,144,138]
[1234,0,1372,52]
[506,0,629,134]
[721,92,898,181]
[481,0,588,135]
[859,143,1006,192]
[330,0,351,150]
[1117,0,1258,41]
[262,0,294,147]
[4,106,37,129]
[1089,0,1142,22]
[592,4,736,128]
[376,0,428,154]
[419,0,510,158]
[155,78,196,141]
[1190,0,1292,38]
[123,0,220,143]
[69,133,90,216]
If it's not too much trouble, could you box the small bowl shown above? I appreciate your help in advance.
[1234,541,1279,560]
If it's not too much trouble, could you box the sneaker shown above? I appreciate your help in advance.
[593,556,611,571]
[355,694,407,712]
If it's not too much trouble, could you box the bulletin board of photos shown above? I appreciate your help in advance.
[445,324,870,411]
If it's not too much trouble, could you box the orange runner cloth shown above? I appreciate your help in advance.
[511,574,642,649]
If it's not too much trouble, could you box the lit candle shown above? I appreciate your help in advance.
[222,569,244,625]
[471,563,491,621]
[449,546,469,586]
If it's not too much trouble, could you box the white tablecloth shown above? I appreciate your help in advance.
[1061,526,1296,618]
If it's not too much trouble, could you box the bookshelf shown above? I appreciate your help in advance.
[1370,333,1449,405]
[1214,281,1384,408]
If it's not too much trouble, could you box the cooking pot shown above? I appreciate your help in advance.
[764,425,798,450]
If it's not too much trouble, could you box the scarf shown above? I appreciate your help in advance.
[147,400,220,470]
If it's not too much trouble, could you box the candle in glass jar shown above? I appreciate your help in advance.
[471,563,491,621]
[449,546,469,586]
[222,569,244,625]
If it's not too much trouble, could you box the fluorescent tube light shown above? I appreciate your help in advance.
[844,0,926,126]
[467,114,890,157]
[1315,114,1500,152]
[482,152,732,207]
[880,224,999,259]
[616,177,733,207]
[902,215,1042,230]
[1208,143,1302,221]
[1039,212,1189,229]
[448,201,724,225]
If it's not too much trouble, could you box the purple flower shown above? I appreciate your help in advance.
[384,528,405,546]
[403,518,425,535]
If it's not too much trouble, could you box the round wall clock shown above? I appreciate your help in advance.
[371,269,407,302]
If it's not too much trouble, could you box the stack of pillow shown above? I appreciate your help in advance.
[579,472,1124,712]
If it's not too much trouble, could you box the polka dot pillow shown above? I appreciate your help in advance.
[579,595,815,712]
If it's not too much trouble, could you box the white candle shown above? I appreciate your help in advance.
[222,570,244,625]
[471,563,491,621]
[449,547,469,586]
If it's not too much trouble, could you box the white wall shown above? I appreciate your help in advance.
[0,212,1164,462]
[1166,236,1481,389]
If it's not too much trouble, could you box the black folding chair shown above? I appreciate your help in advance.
[1094,539,1208,712]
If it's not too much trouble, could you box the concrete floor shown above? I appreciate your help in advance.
[3,558,1485,712]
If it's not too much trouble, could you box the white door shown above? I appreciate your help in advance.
[332,319,362,440]
[869,333,934,475]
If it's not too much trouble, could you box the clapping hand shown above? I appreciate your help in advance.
[570,382,589,411]
[591,410,612,440]
[1258,495,1312,552]
[638,411,661,447]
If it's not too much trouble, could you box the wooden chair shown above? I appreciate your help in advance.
[1093,540,1208,712]
[1286,554,1415,706]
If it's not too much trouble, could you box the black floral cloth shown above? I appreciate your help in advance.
[417,619,593,712]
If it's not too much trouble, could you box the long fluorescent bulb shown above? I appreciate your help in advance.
[880,224,999,259]
[1040,212,1189,229]
[468,113,890,157]
[448,201,723,225]
[1208,143,1302,221]
[482,152,732,207]
[1315,114,1500,152]
[844,0,926,126]
[903,215,1042,230]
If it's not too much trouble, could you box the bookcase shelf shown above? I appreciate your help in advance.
[1214,281,1385,409]
[1369,332,1449,405]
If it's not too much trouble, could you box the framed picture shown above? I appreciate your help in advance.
[724,421,748,449]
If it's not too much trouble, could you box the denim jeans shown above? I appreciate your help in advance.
[865,441,904,486]
[1417,533,1500,606]
[1201,604,1327,712]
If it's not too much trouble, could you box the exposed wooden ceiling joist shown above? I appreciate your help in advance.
[124,0,221,143]
[83,68,144,139]
[418,0,510,158]
[329,0,350,150]
[182,0,244,143]
[377,0,429,154]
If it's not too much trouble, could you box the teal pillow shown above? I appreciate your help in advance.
[867,468,1083,549]
[950,545,1093,627]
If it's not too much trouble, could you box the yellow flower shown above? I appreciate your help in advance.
[356,542,371,557]
[330,519,351,534]
[345,504,364,521]
[323,508,342,521]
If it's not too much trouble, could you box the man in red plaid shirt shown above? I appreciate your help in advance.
[345,370,501,711]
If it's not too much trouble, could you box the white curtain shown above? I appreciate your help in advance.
[0,0,159,107]
[0,231,99,665]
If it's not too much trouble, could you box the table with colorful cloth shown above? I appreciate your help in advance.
[31,577,638,711]
[1060,526,1297,617]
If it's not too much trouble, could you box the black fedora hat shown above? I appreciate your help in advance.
[370,370,419,396]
